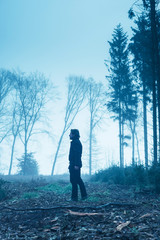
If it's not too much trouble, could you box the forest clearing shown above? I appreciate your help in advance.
[0,176,160,240]
[1,1,160,239]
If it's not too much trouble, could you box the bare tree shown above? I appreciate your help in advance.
[8,93,22,175]
[87,78,105,175]
[0,69,13,143]
[51,76,87,175]
[14,71,52,175]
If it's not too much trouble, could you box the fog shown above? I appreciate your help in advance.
[0,0,146,175]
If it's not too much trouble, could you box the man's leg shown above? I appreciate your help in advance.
[70,167,78,201]
[77,169,87,199]
[79,178,87,199]
[71,182,78,201]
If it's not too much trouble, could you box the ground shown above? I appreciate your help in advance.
[0,176,160,240]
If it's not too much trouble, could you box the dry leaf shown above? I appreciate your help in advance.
[116,221,130,231]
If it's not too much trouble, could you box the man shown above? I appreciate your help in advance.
[69,129,87,201]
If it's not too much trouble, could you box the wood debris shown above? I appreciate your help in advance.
[116,221,131,231]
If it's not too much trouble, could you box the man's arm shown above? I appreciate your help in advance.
[72,141,82,169]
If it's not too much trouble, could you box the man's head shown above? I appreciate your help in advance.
[69,129,80,140]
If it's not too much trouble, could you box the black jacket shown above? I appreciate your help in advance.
[69,138,82,168]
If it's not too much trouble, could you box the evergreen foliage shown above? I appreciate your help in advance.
[107,24,131,120]
[129,14,152,96]
[17,152,39,176]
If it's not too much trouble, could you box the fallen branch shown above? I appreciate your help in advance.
[67,210,103,216]
[0,202,139,212]
[95,202,138,209]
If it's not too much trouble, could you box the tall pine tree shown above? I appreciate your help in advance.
[106,24,137,167]
[129,14,152,168]
[141,0,160,165]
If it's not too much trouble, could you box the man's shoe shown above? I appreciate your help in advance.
[81,195,87,200]
[71,197,78,202]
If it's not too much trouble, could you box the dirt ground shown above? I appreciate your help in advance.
[0,176,160,240]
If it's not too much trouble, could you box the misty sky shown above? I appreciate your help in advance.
[0,0,138,175]
[0,0,134,83]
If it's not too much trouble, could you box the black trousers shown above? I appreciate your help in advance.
[69,167,87,200]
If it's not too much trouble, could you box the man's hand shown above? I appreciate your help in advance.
[74,166,79,170]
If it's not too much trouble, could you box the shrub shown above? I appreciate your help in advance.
[124,165,147,186]
[0,179,6,201]
[91,166,125,184]
[91,164,160,193]
[17,152,39,176]
[102,166,125,184]
[91,165,147,187]
[148,164,160,193]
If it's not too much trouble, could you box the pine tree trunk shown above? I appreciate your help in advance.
[122,118,124,168]
[142,75,149,169]
[149,0,160,163]
[8,137,16,175]
[150,0,158,166]
[135,130,141,165]
[89,118,93,176]
[132,124,135,166]
[119,102,123,168]
[24,117,27,175]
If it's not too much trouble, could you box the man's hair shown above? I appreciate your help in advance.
[71,129,80,139]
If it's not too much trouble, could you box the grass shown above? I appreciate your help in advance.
[21,191,40,199]
[37,183,72,194]
[103,190,110,196]
[87,195,101,202]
